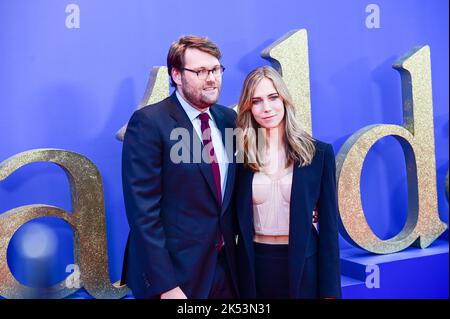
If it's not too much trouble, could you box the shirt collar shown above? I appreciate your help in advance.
[175,90,213,122]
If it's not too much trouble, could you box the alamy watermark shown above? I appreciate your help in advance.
[169,126,281,166]
[366,4,380,29]
[65,263,81,288]
[65,4,80,29]
[365,264,380,289]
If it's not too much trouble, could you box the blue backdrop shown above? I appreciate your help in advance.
[0,0,448,298]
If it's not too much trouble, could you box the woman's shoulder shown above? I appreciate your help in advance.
[313,138,334,155]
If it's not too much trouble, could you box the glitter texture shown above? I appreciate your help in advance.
[0,149,128,298]
[335,46,447,254]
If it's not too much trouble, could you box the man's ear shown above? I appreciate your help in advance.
[172,68,182,87]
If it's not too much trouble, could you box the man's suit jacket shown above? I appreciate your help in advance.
[236,140,342,298]
[121,93,238,298]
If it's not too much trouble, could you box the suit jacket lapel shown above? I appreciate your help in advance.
[210,106,236,214]
[167,93,218,205]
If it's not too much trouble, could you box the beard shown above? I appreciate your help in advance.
[180,78,221,110]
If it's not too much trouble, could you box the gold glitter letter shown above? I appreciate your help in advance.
[336,46,447,254]
[0,149,128,298]
[261,29,312,135]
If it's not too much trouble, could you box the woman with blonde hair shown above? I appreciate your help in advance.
[235,66,341,299]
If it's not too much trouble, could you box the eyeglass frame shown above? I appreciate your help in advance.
[181,65,226,80]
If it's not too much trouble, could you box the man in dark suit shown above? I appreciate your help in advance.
[121,35,238,299]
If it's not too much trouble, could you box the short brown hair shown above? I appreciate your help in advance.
[167,35,222,87]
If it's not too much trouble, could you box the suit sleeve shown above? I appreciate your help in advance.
[317,143,342,298]
[122,109,178,296]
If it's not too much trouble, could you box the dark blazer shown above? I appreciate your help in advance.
[121,93,238,298]
[236,140,342,299]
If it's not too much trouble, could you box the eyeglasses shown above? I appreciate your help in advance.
[181,65,225,80]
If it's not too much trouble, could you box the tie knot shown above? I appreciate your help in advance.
[198,112,209,124]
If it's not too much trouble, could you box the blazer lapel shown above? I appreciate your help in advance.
[288,152,324,296]
[237,165,256,279]
[288,164,311,296]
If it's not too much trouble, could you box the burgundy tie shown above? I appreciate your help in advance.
[198,112,224,251]
[198,112,222,205]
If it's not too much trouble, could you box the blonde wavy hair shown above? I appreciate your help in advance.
[236,66,316,171]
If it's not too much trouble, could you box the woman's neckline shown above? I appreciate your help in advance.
[258,163,293,180]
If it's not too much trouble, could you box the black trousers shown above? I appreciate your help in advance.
[254,242,289,299]
[208,249,236,299]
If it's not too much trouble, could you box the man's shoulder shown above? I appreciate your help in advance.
[135,96,173,119]
[125,96,174,135]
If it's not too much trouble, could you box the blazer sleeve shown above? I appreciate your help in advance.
[317,143,342,298]
[122,109,178,296]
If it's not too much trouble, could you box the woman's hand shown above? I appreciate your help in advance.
[313,207,318,224]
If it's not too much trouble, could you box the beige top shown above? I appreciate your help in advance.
[252,164,293,236]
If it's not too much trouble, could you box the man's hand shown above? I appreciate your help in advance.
[160,286,187,299]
